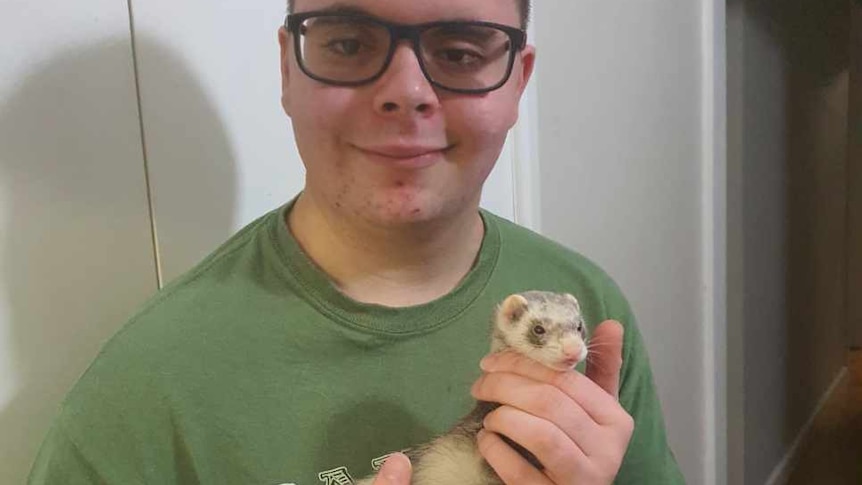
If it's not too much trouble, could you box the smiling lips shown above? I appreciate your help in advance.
[356,144,451,168]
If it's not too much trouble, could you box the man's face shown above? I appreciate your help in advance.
[278,0,535,227]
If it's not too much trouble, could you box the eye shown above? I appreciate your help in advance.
[577,322,584,332]
[324,38,363,56]
[439,48,482,64]
[532,325,546,336]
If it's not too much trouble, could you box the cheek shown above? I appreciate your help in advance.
[291,84,356,140]
[533,347,565,369]
[453,99,515,136]
[447,96,518,157]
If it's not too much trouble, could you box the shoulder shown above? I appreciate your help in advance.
[129,206,279,324]
[484,211,629,320]
[60,207,282,408]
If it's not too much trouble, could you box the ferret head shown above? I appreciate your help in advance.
[491,291,588,371]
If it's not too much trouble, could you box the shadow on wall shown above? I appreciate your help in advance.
[0,37,237,483]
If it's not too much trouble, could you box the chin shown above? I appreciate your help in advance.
[370,199,435,223]
[365,191,452,225]
[544,358,584,372]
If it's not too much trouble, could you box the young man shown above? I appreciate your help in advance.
[29,0,684,483]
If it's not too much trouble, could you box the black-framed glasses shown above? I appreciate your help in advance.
[284,11,527,94]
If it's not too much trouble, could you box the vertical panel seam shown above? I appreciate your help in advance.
[126,0,163,289]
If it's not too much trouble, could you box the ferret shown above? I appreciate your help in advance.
[356,290,589,485]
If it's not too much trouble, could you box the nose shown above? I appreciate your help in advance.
[562,339,583,359]
[372,43,440,118]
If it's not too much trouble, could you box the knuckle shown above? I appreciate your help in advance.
[620,413,635,434]
[484,405,517,432]
[543,436,573,466]
[483,408,502,430]
[474,374,498,398]
[542,390,571,422]
[473,377,488,396]
[533,428,558,452]
[527,385,558,414]
[549,370,574,390]
[589,460,620,485]
[477,432,496,455]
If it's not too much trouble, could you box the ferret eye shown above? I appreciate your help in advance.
[532,325,546,336]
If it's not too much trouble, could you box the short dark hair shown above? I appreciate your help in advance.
[286,0,531,29]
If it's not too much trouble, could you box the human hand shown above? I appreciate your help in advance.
[369,452,412,485]
[471,320,633,484]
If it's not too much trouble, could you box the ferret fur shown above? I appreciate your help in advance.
[355,291,589,485]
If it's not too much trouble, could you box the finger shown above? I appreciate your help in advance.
[483,405,584,482]
[477,429,555,485]
[372,452,412,485]
[584,320,624,399]
[471,372,603,454]
[478,351,620,424]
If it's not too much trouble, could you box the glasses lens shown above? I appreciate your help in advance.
[420,24,514,91]
[297,16,390,83]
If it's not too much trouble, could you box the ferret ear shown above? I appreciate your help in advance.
[565,293,581,312]
[500,294,529,323]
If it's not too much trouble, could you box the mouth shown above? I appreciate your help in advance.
[558,357,582,370]
[354,144,452,168]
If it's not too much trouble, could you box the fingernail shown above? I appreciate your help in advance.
[479,355,494,370]
[380,453,411,482]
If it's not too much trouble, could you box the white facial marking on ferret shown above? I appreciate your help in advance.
[491,291,588,371]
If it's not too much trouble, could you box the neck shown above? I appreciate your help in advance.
[286,192,485,307]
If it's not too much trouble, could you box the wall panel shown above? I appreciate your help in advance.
[0,1,157,483]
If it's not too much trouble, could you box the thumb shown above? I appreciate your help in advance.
[373,452,412,485]
[585,319,625,399]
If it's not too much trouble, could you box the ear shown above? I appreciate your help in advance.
[515,44,536,98]
[500,294,529,323]
[278,26,293,117]
[564,293,581,312]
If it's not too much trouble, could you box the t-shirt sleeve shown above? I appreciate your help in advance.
[28,420,120,485]
[26,338,179,485]
[601,277,686,484]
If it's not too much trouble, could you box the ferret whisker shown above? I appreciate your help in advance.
[585,350,611,359]
[586,342,616,349]
[585,354,612,372]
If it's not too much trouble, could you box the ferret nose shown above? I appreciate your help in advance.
[562,340,582,358]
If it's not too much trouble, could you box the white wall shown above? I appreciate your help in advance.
[0,2,158,483]
[2,1,729,483]
[0,2,520,483]
[532,1,723,483]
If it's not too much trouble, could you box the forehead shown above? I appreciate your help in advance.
[524,296,580,322]
[293,0,521,27]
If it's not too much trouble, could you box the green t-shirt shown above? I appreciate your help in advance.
[28,202,684,484]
